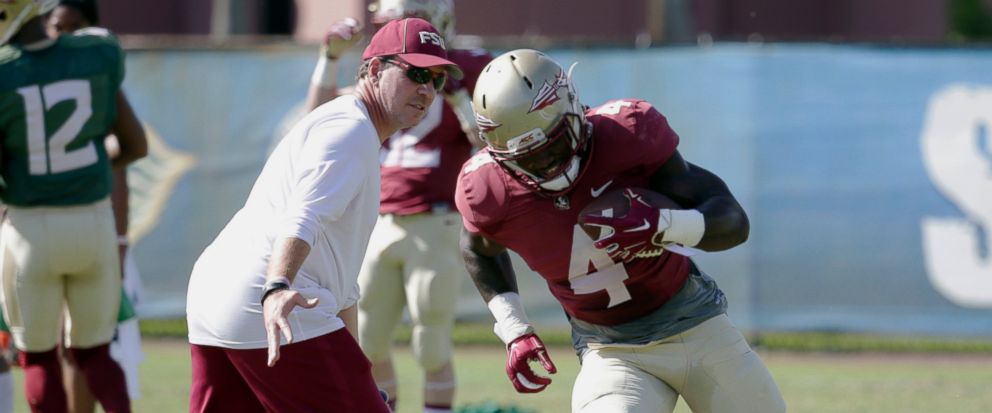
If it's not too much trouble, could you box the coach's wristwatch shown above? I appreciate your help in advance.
[260,277,292,305]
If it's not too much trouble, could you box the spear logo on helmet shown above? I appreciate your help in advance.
[528,69,568,113]
[476,112,502,134]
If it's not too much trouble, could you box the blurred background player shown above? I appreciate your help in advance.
[0,0,147,411]
[456,49,785,412]
[46,0,146,411]
[304,1,492,412]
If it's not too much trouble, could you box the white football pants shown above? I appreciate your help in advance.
[357,212,463,372]
[0,199,120,351]
[572,314,786,413]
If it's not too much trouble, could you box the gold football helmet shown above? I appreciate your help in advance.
[472,49,591,195]
[1,0,58,45]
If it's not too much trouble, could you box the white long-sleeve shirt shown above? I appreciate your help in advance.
[186,95,381,349]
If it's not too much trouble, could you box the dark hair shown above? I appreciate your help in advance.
[356,56,393,82]
[59,0,99,26]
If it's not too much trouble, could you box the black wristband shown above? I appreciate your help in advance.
[260,280,291,305]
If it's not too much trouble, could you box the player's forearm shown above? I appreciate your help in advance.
[692,195,749,251]
[265,237,311,284]
[110,171,129,237]
[443,89,484,147]
[651,156,749,251]
[460,228,518,302]
[304,53,344,112]
[305,84,340,113]
[305,18,361,112]
[110,170,129,275]
[111,91,147,168]
[467,252,518,302]
[339,304,358,338]
[460,232,536,345]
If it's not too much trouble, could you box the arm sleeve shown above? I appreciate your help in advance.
[341,281,361,310]
[276,119,370,246]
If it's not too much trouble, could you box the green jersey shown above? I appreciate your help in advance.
[0,33,125,206]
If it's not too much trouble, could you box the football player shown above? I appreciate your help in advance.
[304,1,492,412]
[0,0,147,411]
[455,49,786,413]
[46,1,147,411]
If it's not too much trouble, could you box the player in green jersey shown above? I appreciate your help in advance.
[0,0,146,411]
[47,1,147,411]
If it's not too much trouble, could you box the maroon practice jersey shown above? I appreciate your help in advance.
[455,99,692,326]
[379,48,492,215]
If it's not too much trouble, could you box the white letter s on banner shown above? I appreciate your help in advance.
[920,84,992,307]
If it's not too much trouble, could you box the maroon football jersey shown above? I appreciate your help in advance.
[455,99,691,326]
[379,49,492,215]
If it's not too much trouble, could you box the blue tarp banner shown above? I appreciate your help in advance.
[122,44,992,337]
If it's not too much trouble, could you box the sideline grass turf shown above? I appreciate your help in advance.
[10,338,992,413]
[139,318,992,353]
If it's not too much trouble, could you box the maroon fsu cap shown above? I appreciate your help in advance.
[362,17,464,80]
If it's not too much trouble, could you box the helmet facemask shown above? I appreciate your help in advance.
[489,112,590,194]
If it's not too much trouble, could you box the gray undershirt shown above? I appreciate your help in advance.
[569,261,728,358]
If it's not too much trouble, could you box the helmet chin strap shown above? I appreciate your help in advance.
[538,156,581,192]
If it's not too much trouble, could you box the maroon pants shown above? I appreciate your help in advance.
[189,328,390,413]
[19,345,130,413]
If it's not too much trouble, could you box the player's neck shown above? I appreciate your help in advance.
[354,79,398,144]
[11,17,54,50]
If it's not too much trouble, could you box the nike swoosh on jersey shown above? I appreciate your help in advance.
[623,219,651,232]
[590,180,614,197]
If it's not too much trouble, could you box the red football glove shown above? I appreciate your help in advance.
[505,333,557,393]
[580,188,668,262]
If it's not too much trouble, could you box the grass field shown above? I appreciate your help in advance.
[10,337,992,413]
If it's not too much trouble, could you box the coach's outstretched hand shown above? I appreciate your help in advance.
[505,333,557,393]
[264,290,319,367]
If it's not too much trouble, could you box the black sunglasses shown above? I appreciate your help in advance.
[384,57,447,90]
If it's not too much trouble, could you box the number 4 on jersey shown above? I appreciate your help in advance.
[567,223,632,308]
